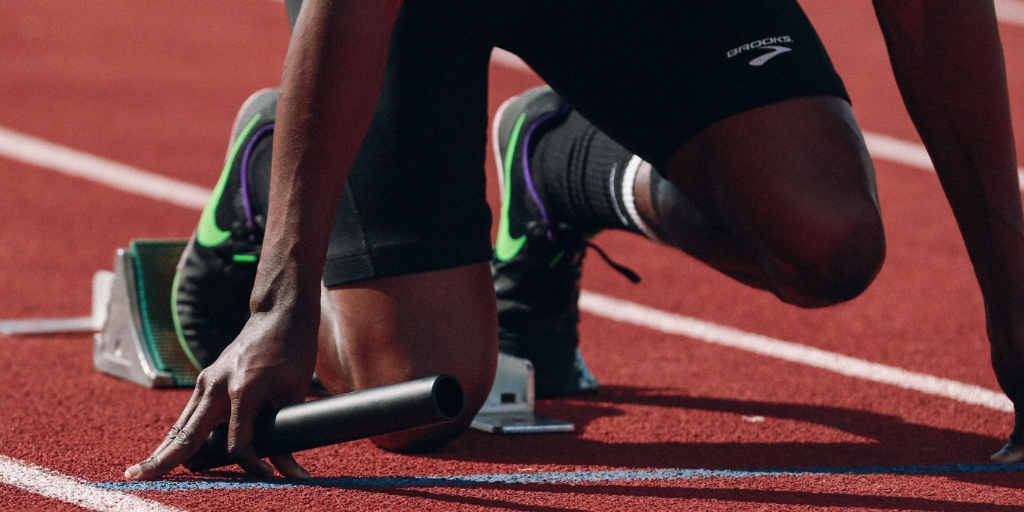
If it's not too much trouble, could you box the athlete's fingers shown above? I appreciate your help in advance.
[269,454,311,480]
[225,390,275,478]
[148,386,208,457]
[991,440,1024,463]
[126,400,227,480]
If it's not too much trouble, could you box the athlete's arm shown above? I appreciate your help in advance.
[871,0,1024,460]
[125,0,399,480]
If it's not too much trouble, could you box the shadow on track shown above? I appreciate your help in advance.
[428,385,1006,470]
[364,483,1024,512]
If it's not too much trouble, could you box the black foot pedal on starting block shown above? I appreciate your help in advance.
[93,239,198,388]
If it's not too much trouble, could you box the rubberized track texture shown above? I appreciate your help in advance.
[3,0,1024,510]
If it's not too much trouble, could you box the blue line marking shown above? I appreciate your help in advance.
[94,463,1024,492]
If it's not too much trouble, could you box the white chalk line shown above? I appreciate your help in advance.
[996,0,1024,27]
[0,127,209,210]
[861,131,1024,191]
[579,292,1013,413]
[0,456,184,512]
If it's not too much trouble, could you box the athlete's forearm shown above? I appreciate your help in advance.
[253,0,396,318]
[872,0,1022,301]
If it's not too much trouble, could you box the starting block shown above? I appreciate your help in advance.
[92,239,199,388]
[88,239,575,433]
[469,353,574,434]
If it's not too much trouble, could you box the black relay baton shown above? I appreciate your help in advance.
[184,374,466,471]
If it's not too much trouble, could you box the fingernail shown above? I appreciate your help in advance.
[124,465,141,480]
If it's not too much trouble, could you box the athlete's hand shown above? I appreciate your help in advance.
[123,309,318,480]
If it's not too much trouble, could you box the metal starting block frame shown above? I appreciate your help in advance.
[469,353,574,434]
[93,239,199,388]
[88,239,574,433]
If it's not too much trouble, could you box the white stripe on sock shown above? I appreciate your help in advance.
[607,162,632,228]
[621,155,663,244]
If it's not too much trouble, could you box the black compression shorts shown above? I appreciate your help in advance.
[320,0,849,286]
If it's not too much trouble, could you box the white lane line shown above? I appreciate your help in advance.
[996,0,1024,27]
[490,48,533,73]
[862,132,1024,190]
[580,292,1014,413]
[0,127,210,210]
[861,132,935,172]
[0,316,95,335]
[0,456,184,512]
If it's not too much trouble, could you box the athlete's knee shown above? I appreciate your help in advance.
[771,206,885,307]
[368,334,496,454]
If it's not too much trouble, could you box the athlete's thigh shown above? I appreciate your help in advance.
[322,2,494,286]
[669,95,880,266]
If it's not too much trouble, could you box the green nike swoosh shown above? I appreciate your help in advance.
[494,112,528,262]
[196,114,263,248]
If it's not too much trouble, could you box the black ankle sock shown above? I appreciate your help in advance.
[531,111,646,236]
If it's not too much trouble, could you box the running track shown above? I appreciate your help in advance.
[2,0,1024,510]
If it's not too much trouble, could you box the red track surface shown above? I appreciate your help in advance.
[2,0,1024,509]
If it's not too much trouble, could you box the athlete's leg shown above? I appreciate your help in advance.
[647,95,884,307]
[495,0,884,307]
[309,2,497,451]
[512,90,884,309]
[487,0,885,393]
[178,0,497,453]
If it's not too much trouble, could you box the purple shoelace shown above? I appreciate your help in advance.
[520,104,571,242]
[238,123,274,242]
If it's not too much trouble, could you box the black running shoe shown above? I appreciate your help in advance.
[172,88,277,369]
[491,86,599,398]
